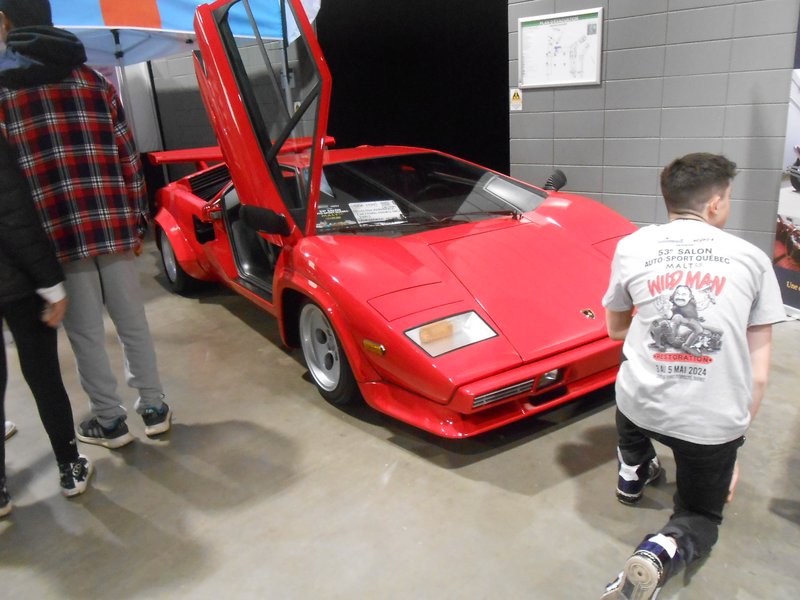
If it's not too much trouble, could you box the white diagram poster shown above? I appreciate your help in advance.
[518,8,602,89]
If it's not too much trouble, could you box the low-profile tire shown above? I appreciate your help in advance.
[159,228,200,294]
[298,301,360,407]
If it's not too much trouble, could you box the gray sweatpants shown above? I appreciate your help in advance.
[62,251,164,427]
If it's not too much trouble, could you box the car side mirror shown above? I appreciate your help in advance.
[543,169,567,192]
[240,205,291,236]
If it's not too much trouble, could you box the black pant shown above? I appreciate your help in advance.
[616,408,743,565]
[1,294,78,481]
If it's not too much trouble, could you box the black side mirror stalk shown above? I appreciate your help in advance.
[543,169,567,192]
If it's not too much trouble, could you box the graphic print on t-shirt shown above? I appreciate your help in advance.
[644,243,728,381]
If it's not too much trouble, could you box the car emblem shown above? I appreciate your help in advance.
[581,309,596,319]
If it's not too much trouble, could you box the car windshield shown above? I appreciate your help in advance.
[311,153,547,235]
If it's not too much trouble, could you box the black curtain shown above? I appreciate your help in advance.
[316,0,509,174]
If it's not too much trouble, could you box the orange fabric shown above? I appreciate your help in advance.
[99,0,162,28]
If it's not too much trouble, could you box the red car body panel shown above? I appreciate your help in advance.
[152,0,637,438]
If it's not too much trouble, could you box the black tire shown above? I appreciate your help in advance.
[159,228,200,294]
[298,301,360,406]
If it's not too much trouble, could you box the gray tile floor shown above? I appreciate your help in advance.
[1,241,798,599]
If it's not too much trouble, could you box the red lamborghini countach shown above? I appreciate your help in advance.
[152,0,636,438]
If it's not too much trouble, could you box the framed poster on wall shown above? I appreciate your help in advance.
[518,8,602,89]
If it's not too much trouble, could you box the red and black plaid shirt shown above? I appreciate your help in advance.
[0,65,147,264]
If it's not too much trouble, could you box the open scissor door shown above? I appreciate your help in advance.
[193,0,331,240]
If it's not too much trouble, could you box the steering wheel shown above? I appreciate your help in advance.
[410,182,452,205]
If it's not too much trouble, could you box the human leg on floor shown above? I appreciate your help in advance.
[615,410,662,505]
[0,337,9,517]
[657,434,743,565]
[93,252,165,414]
[1,310,10,515]
[94,252,171,436]
[61,257,127,426]
[1,296,92,499]
[603,419,742,599]
[4,296,79,466]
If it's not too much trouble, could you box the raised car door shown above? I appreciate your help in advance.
[192,0,331,242]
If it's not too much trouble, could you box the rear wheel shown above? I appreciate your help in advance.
[159,228,200,294]
[298,302,359,406]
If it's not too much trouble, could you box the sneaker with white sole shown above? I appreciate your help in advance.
[141,402,172,437]
[616,451,662,505]
[602,535,682,600]
[77,417,134,449]
[58,455,93,497]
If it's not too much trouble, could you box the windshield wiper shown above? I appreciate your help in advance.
[419,210,522,226]
[317,209,522,234]
[450,209,523,220]
[318,219,430,234]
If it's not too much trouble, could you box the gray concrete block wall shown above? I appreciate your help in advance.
[150,55,218,177]
[509,0,799,253]
[150,0,797,254]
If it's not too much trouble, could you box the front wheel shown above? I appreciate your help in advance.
[298,302,360,407]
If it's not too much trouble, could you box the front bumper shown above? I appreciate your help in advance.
[361,336,622,438]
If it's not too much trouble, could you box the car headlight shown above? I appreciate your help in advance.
[405,311,496,357]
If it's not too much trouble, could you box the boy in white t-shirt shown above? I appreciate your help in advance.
[600,153,785,600]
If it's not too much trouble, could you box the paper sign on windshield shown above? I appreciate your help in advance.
[349,200,405,224]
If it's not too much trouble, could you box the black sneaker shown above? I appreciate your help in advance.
[616,452,662,505]
[0,478,11,517]
[77,417,134,449]
[58,455,93,498]
[602,535,682,600]
[142,402,172,437]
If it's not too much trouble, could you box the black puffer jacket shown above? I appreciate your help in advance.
[0,134,64,305]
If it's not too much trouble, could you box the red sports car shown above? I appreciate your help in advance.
[152,0,636,438]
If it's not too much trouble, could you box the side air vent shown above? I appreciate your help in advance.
[189,164,231,201]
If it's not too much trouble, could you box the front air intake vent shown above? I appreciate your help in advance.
[473,379,535,409]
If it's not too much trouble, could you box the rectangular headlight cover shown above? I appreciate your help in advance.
[405,311,496,357]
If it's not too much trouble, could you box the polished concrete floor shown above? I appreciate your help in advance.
[1,241,799,599]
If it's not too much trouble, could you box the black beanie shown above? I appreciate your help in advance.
[0,0,53,28]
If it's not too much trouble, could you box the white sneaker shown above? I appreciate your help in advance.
[602,535,681,600]
[58,455,94,498]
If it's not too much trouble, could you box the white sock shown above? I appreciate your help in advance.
[617,447,642,482]
[649,533,678,558]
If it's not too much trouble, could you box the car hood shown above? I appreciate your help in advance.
[427,219,610,361]
[306,218,612,364]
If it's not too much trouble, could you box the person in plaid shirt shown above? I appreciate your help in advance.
[0,0,171,448]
